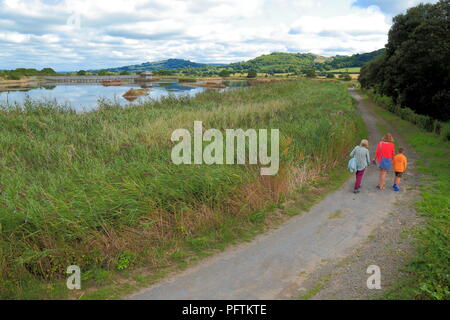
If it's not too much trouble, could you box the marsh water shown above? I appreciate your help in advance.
[0,80,249,112]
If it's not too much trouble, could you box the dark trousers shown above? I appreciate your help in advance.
[354,169,365,190]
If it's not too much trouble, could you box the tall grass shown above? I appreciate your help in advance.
[0,80,362,298]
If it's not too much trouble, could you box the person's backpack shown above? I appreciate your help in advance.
[348,157,357,173]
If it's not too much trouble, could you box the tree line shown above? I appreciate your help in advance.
[360,0,450,121]
[0,68,57,80]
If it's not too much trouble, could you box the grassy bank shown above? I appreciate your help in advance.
[364,90,450,141]
[0,80,363,299]
[360,91,450,300]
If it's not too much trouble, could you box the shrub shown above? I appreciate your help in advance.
[339,73,352,81]
[219,70,230,77]
[366,90,449,140]
[305,69,316,78]
[247,71,257,78]
[178,77,197,83]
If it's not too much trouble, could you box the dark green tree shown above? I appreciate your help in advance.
[247,71,257,78]
[305,69,316,78]
[41,68,56,74]
[153,69,174,76]
[360,0,450,121]
[77,70,87,75]
[339,73,352,81]
[219,70,230,77]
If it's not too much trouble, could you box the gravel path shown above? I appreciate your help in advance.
[127,89,420,300]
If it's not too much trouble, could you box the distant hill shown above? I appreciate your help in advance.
[224,50,385,73]
[92,49,385,74]
[324,49,385,70]
[226,52,332,73]
[97,59,223,73]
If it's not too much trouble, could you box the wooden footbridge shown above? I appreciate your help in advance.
[42,75,139,83]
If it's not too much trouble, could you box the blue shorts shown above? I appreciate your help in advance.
[379,157,392,170]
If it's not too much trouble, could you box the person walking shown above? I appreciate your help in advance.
[374,133,395,190]
[350,139,371,193]
[393,147,408,192]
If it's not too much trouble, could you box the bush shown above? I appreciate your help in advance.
[339,73,352,81]
[219,70,230,77]
[366,90,449,140]
[305,69,316,78]
[7,73,21,80]
[178,77,197,83]
[154,69,174,76]
[247,71,257,78]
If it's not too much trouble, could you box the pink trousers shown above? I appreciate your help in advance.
[354,169,366,190]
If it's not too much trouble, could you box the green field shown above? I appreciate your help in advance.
[0,80,363,298]
[328,67,361,74]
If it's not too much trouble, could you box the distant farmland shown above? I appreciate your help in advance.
[327,67,361,74]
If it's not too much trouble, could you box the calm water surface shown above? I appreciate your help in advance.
[0,82,207,112]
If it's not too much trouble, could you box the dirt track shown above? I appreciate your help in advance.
[127,89,420,300]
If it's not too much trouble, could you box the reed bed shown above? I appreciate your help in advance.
[0,80,362,298]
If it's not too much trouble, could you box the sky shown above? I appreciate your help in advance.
[0,0,439,71]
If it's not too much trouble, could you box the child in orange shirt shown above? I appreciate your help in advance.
[393,148,407,192]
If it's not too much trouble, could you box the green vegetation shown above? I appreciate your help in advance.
[0,68,57,80]
[91,50,384,78]
[327,67,361,73]
[339,74,352,81]
[305,69,316,78]
[365,90,450,141]
[361,91,450,300]
[218,70,230,78]
[228,53,326,74]
[0,80,363,299]
[178,77,197,83]
[327,50,384,70]
[360,0,450,121]
[298,274,332,300]
[153,69,175,76]
[102,59,218,73]
[221,51,382,75]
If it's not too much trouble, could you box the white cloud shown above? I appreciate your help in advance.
[0,31,30,43]
[290,6,390,35]
[0,0,439,70]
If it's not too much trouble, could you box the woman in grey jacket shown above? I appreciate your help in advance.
[350,139,371,193]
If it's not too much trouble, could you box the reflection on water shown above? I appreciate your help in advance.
[0,82,205,112]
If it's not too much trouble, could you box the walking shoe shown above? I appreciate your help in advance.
[394,186,400,192]
[353,189,360,194]
[393,184,397,189]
